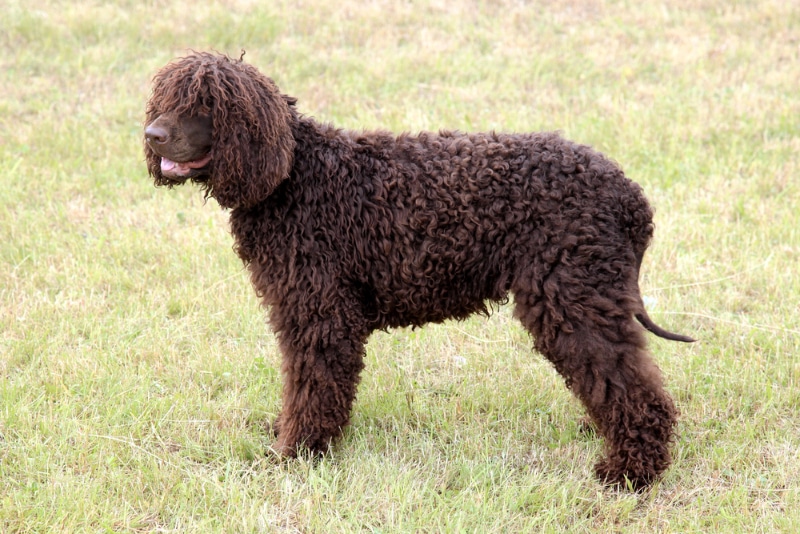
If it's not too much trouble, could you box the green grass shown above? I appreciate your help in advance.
[2,0,799,531]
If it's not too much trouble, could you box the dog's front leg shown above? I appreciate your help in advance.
[269,301,369,457]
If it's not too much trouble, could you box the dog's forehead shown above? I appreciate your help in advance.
[151,82,212,117]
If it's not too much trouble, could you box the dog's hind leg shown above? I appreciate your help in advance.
[512,262,677,489]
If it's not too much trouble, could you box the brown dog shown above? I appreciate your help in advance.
[145,52,693,489]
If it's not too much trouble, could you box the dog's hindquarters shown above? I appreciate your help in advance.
[510,239,678,489]
[507,162,680,488]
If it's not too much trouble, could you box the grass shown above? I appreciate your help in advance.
[1,0,799,531]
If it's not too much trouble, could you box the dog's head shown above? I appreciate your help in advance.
[144,52,296,209]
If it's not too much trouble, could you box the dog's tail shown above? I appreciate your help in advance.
[633,248,696,343]
[635,309,695,343]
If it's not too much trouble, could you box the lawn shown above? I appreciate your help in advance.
[1,0,799,532]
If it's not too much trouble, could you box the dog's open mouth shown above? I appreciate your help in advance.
[160,154,212,179]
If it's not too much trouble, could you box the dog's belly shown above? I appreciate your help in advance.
[358,247,512,329]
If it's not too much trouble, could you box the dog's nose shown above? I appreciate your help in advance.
[145,124,169,145]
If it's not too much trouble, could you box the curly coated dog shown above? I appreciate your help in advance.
[144,52,693,489]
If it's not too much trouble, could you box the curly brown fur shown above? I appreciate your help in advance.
[144,52,694,490]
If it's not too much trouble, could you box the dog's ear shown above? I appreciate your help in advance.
[207,59,296,209]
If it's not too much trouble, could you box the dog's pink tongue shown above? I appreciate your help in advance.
[160,155,212,176]
[161,158,177,173]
